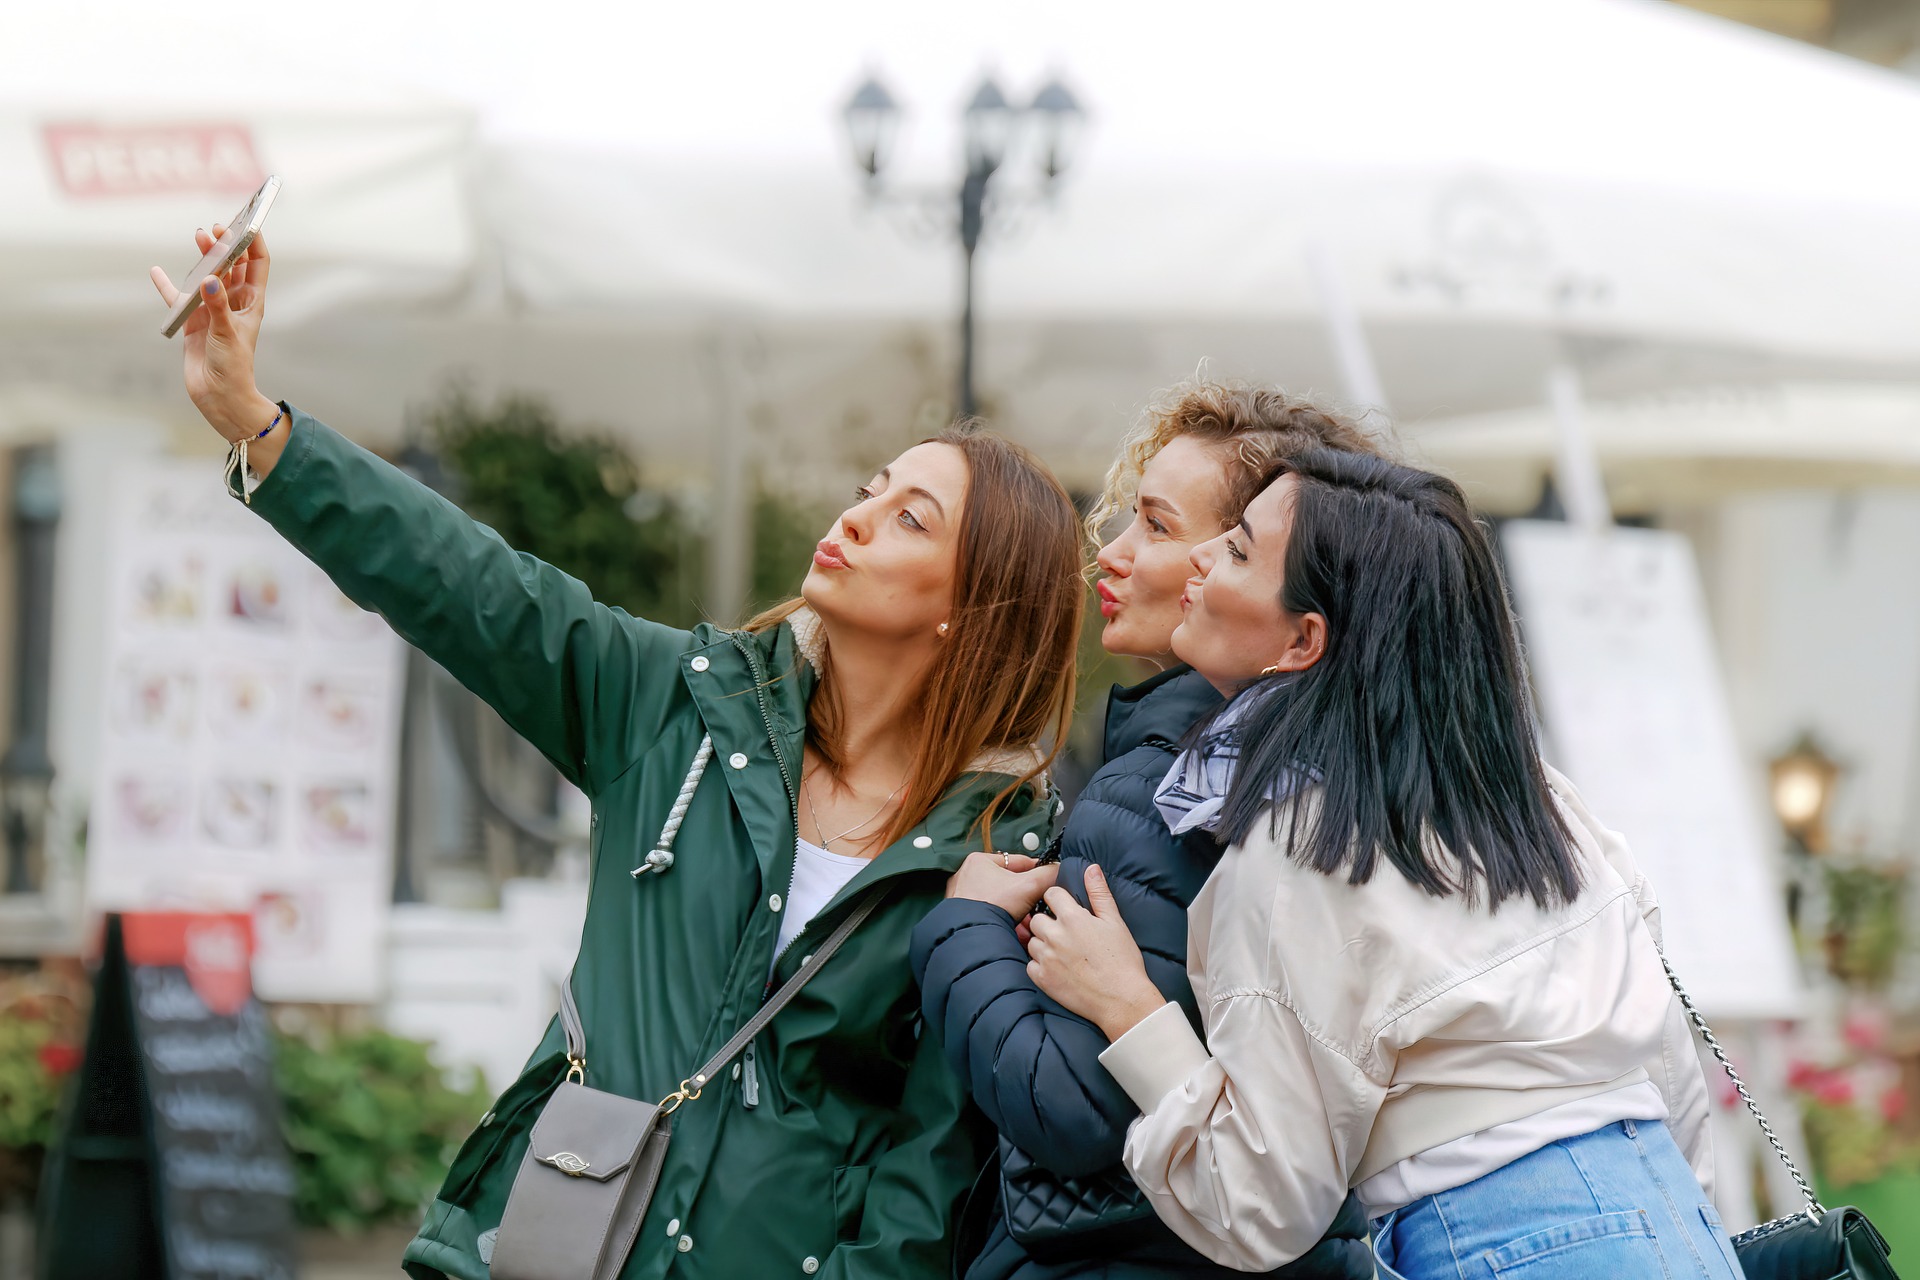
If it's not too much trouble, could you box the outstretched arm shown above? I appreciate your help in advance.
[154,228,692,795]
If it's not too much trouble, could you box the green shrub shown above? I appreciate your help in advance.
[273,1026,491,1233]
[0,972,84,1204]
[428,389,700,628]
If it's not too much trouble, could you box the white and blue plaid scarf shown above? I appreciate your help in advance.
[1153,685,1314,836]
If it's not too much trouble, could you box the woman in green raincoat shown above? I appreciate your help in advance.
[153,231,1084,1280]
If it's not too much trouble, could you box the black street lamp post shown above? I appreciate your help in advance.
[2,445,58,895]
[844,72,1085,420]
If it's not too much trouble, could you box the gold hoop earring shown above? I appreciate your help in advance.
[937,622,949,637]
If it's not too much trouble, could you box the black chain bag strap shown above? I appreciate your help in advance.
[1658,947,1900,1280]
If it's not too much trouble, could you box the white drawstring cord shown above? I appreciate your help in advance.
[634,734,714,876]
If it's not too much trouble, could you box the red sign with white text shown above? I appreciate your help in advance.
[42,123,265,198]
[119,912,256,1016]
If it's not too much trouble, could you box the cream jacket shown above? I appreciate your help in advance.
[1097,767,1715,1271]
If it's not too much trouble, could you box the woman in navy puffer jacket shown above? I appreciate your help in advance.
[911,386,1385,1280]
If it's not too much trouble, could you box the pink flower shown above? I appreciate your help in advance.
[1843,1008,1888,1053]
[1787,1059,1821,1089]
[1881,1086,1908,1124]
[1814,1074,1856,1107]
[38,1042,82,1076]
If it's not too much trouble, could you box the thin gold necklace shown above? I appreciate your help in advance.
[802,768,904,849]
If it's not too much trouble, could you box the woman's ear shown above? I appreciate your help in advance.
[1265,611,1328,674]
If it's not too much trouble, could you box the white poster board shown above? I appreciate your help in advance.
[85,459,406,1003]
[1502,520,1800,1019]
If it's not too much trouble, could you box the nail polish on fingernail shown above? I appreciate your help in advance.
[203,279,219,297]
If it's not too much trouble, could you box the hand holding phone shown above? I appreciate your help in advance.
[149,203,283,451]
[156,175,280,338]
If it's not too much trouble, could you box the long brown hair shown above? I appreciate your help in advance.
[747,428,1083,848]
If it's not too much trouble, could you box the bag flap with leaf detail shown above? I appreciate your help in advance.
[525,1082,663,1183]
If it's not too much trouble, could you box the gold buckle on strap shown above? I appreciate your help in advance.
[659,1076,705,1115]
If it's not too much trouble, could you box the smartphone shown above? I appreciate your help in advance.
[162,174,281,338]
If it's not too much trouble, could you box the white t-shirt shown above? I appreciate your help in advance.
[1355,1079,1670,1215]
[773,837,869,970]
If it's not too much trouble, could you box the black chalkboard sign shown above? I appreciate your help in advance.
[38,913,298,1280]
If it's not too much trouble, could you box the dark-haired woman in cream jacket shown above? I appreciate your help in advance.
[1027,451,1735,1280]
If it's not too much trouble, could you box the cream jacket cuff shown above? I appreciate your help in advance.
[1098,1001,1212,1113]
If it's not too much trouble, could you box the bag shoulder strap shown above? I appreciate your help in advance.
[676,888,887,1100]
[559,886,888,1102]
[1655,942,1825,1223]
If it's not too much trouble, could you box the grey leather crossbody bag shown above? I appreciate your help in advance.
[489,887,887,1280]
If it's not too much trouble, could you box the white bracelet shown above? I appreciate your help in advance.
[223,407,284,506]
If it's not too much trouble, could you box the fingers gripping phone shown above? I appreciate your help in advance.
[162,174,281,338]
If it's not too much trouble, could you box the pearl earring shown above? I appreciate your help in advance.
[937,622,949,636]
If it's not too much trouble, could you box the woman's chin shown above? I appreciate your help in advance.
[1168,621,1197,669]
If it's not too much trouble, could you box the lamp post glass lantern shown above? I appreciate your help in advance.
[962,77,1017,179]
[843,76,900,180]
[843,70,1085,420]
[1029,79,1085,181]
[1769,733,1841,855]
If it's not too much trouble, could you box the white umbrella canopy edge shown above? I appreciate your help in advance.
[0,63,479,327]
[20,0,1920,356]
[1414,381,1920,512]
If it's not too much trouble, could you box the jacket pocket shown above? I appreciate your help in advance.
[832,1164,874,1243]
[441,1052,566,1208]
[1486,1209,1655,1274]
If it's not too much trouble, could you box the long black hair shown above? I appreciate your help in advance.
[1208,448,1580,910]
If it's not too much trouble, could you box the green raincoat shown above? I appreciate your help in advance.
[236,410,1058,1280]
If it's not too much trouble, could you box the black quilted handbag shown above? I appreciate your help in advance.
[1658,949,1900,1280]
[999,1138,1161,1261]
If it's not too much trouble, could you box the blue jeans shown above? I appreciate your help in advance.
[1370,1120,1744,1280]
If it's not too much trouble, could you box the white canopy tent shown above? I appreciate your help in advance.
[0,33,475,444]
[6,0,1920,497]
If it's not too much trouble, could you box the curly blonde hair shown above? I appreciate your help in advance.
[1085,382,1389,547]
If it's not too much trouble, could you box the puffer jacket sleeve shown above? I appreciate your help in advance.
[909,756,1204,1178]
[236,408,692,796]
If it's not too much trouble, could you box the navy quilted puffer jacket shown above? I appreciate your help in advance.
[911,667,1372,1280]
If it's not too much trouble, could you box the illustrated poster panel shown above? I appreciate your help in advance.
[1502,520,1799,1018]
[86,459,405,1001]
